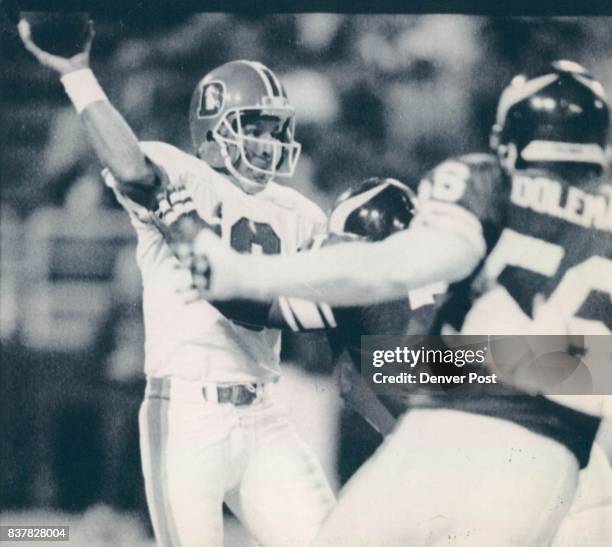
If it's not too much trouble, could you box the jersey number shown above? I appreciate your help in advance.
[485,229,612,333]
[225,217,281,331]
[230,217,281,255]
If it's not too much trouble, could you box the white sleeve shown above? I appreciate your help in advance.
[139,141,201,186]
[139,141,221,224]
[101,140,191,224]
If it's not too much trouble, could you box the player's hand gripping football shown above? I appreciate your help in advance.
[18,17,94,75]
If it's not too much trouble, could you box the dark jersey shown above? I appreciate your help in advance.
[330,297,443,369]
[490,166,612,331]
[413,153,610,468]
[418,153,612,334]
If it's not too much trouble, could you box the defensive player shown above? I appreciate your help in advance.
[323,179,612,547]
[192,174,612,546]
[19,20,335,547]
[190,60,612,545]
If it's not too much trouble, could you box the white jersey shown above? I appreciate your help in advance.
[107,141,325,383]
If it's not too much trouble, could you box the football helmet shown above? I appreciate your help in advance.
[328,177,417,241]
[490,60,609,171]
[189,60,301,193]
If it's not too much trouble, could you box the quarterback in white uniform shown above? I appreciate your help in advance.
[20,21,335,547]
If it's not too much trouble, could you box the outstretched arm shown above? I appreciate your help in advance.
[19,19,157,208]
[19,17,217,260]
[191,224,481,306]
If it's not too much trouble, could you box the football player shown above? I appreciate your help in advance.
[195,175,612,546]
[322,180,612,547]
[190,60,612,545]
[19,20,335,547]
[179,175,442,487]
[184,177,444,437]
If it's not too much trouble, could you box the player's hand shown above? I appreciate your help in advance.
[18,18,94,75]
[179,229,246,303]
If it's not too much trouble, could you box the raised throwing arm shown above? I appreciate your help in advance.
[19,18,158,207]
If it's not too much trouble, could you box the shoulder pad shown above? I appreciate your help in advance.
[266,183,326,222]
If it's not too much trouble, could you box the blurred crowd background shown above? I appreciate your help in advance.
[1,12,611,543]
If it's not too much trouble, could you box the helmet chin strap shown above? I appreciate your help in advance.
[217,137,270,194]
[229,166,268,194]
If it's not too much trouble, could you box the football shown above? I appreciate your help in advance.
[20,11,91,57]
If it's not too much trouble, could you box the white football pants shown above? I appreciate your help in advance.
[139,377,336,547]
[315,408,579,547]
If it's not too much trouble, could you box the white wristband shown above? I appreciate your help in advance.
[60,68,108,113]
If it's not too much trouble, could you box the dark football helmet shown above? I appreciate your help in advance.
[189,60,301,193]
[490,60,609,172]
[328,177,417,241]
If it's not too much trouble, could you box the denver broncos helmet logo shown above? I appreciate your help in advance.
[197,81,225,118]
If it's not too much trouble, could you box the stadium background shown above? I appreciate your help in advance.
[1,12,611,545]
